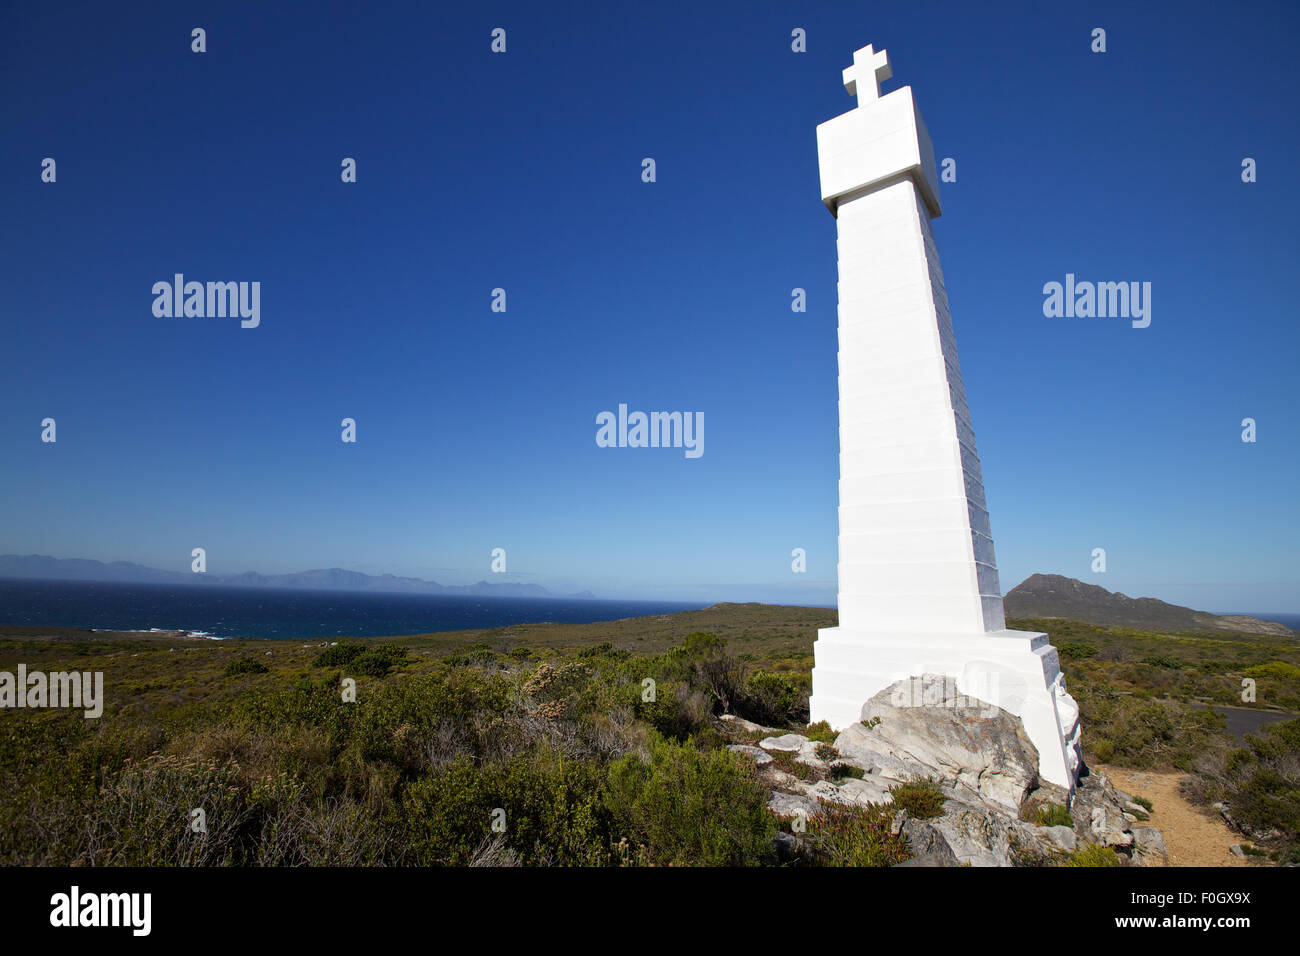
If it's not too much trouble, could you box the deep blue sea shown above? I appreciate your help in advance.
[0,578,708,640]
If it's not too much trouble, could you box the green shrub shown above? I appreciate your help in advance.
[1056,641,1098,660]
[1212,719,1300,860]
[806,803,910,867]
[394,750,609,866]
[1077,691,1225,769]
[889,779,947,820]
[768,750,818,781]
[1244,661,1300,681]
[223,657,268,676]
[682,632,727,658]
[803,720,837,743]
[605,732,776,866]
[1064,844,1124,867]
[1035,803,1073,828]
[740,671,808,726]
[1130,794,1154,812]
[350,643,408,677]
[1140,655,1187,670]
[313,643,366,667]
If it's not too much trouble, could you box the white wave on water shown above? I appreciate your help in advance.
[92,627,224,640]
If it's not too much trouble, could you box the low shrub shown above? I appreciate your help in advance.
[1063,844,1124,867]
[805,803,910,867]
[1035,803,1073,828]
[889,779,947,820]
[768,750,818,782]
[313,643,366,667]
[803,720,837,743]
[605,732,776,866]
[223,657,268,676]
[1140,655,1187,670]
[740,671,809,726]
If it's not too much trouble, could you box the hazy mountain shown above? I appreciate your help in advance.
[1005,573,1295,637]
[0,554,578,599]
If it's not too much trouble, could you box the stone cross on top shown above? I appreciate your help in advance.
[842,44,892,105]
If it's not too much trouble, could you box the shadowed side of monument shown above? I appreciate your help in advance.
[808,44,1082,792]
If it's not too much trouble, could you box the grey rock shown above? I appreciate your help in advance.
[727,744,773,766]
[1133,827,1169,866]
[773,831,803,861]
[901,817,959,866]
[759,733,809,753]
[894,851,960,867]
[815,775,894,807]
[837,671,1040,816]
[833,676,1041,815]
[1042,825,1076,852]
[766,769,801,789]
[768,791,822,821]
[890,809,909,836]
[719,714,773,735]
[1070,769,1135,848]
[1229,843,1246,858]
[795,739,833,768]
[929,799,1017,867]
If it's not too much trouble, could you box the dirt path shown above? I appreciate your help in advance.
[1098,765,1250,867]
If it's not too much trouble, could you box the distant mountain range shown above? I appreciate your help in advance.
[0,554,594,600]
[1005,573,1295,637]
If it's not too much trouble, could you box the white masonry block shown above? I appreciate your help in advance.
[810,44,1082,792]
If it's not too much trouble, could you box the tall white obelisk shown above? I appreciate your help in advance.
[809,44,1082,791]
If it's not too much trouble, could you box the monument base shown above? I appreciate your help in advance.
[810,626,1082,792]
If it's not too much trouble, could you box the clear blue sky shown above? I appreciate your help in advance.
[2,1,1297,611]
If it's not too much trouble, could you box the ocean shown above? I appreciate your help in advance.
[0,578,708,640]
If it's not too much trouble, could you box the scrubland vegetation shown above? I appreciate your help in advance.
[1021,616,1300,864]
[1,606,1296,865]
[0,620,813,866]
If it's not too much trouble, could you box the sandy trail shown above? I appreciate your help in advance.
[1099,765,1251,867]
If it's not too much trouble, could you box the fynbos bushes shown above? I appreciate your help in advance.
[0,633,794,866]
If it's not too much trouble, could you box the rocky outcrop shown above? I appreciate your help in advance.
[722,675,1162,867]
[835,676,1041,815]
[1068,767,1135,849]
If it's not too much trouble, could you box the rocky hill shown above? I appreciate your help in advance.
[1005,573,1295,637]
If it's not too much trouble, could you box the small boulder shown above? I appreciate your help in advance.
[768,791,822,821]
[726,744,773,766]
[719,714,772,735]
[1132,827,1169,866]
[1042,825,1076,853]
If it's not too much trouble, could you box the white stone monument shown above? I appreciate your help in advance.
[809,44,1082,792]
